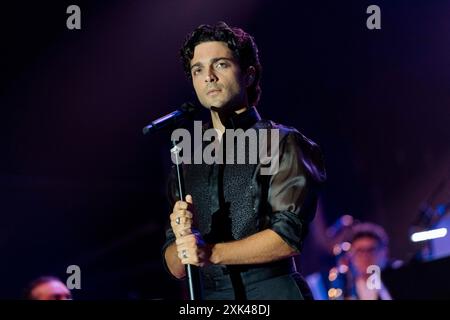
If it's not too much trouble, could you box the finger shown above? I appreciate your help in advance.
[180,256,199,266]
[174,201,188,211]
[178,227,193,237]
[181,258,197,265]
[170,212,186,224]
[175,235,188,246]
[186,194,193,204]
[175,217,192,230]
[172,208,187,218]
[170,212,192,227]
[175,210,193,220]
[176,216,193,230]
[173,219,192,230]
[178,249,188,261]
[177,247,199,265]
[176,234,196,246]
[172,209,193,220]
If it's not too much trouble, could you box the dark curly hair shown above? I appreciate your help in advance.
[180,22,262,107]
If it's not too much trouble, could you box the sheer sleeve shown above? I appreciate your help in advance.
[267,131,326,252]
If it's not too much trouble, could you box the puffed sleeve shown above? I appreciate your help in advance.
[267,130,326,252]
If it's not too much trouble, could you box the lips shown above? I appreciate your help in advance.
[207,89,221,95]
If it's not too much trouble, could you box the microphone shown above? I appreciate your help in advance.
[142,102,201,135]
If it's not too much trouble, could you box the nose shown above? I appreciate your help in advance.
[205,68,218,83]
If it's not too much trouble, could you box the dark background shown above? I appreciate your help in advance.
[1,0,449,299]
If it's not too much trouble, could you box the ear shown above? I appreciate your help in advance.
[245,66,256,87]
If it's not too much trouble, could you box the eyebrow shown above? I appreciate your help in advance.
[190,57,234,71]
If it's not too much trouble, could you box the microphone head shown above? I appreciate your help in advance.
[142,102,201,135]
[180,102,201,115]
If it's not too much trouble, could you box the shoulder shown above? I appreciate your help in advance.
[256,119,321,152]
[257,120,327,183]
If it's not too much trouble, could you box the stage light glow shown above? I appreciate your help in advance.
[411,228,447,242]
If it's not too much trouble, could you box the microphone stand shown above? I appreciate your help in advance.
[170,140,203,300]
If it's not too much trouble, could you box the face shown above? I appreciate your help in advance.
[30,280,72,300]
[190,41,249,112]
[349,236,387,277]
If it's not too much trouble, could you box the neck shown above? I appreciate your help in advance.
[210,106,248,134]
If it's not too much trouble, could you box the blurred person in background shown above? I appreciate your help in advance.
[24,276,72,300]
[307,221,394,300]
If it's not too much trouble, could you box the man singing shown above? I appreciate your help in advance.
[162,22,326,300]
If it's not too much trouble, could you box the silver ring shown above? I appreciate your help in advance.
[176,217,181,225]
[182,249,188,259]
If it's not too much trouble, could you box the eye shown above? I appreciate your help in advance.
[192,68,202,76]
[215,62,229,69]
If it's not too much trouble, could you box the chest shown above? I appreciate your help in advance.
[184,162,261,240]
